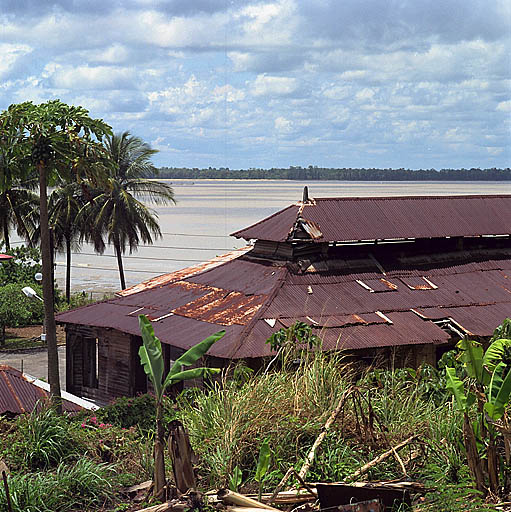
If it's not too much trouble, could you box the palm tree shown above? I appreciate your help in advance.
[0,186,39,249]
[0,149,39,249]
[81,132,175,290]
[47,182,84,302]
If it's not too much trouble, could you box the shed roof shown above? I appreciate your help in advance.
[0,365,83,415]
[56,244,511,359]
[231,195,511,243]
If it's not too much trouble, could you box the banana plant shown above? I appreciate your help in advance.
[138,314,225,497]
[445,319,511,494]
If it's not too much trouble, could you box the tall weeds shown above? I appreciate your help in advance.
[178,351,353,487]
[179,351,465,489]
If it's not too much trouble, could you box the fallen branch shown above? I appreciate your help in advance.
[298,387,353,480]
[346,435,418,482]
[218,489,279,510]
[268,467,294,503]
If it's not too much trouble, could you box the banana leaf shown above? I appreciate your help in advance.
[446,367,475,412]
[482,338,511,374]
[163,330,225,391]
[457,337,485,384]
[165,367,220,387]
[255,438,271,483]
[138,314,164,398]
[484,362,511,420]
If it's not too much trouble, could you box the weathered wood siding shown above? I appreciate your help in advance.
[65,325,133,402]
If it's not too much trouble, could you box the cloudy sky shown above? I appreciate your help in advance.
[1,0,510,169]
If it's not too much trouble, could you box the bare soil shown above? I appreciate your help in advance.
[5,325,66,343]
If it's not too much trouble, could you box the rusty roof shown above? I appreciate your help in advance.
[0,366,82,415]
[231,195,511,243]
[56,241,511,358]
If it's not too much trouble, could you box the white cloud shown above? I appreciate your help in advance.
[496,100,511,112]
[48,64,135,90]
[251,74,297,96]
[0,43,32,78]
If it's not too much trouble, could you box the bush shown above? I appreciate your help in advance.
[0,282,44,342]
[0,245,42,286]
[95,393,176,434]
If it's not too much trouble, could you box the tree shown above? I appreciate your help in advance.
[0,131,39,248]
[32,181,85,302]
[0,100,112,407]
[138,314,224,497]
[81,131,175,290]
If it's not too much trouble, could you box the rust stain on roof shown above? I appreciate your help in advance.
[0,365,82,415]
[173,290,267,326]
[118,247,250,296]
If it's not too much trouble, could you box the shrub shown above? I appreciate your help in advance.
[95,393,176,434]
[0,282,44,342]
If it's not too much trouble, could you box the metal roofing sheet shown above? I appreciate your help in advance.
[57,239,511,360]
[187,258,286,295]
[232,195,511,243]
[0,366,82,415]
[415,303,511,336]
[118,247,250,296]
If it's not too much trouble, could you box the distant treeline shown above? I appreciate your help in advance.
[155,167,511,181]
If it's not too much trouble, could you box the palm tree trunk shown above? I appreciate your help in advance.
[2,220,9,250]
[114,240,126,290]
[38,162,62,412]
[65,236,71,302]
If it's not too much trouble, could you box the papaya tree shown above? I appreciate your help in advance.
[138,314,225,497]
[0,101,112,407]
[445,318,511,494]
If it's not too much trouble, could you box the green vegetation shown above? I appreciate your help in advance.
[138,313,224,496]
[156,166,511,181]
[2,320,511,511]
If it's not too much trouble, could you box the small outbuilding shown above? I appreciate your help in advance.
[57,193,511,402]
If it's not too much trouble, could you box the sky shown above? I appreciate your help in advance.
[0,0,510,170]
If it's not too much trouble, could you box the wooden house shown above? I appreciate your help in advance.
[56,193,511,402]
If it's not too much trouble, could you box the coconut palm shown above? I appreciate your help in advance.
[45,182,85,302]
[81,132,175,290]
[0,185,39,249]
[0,147,39,249]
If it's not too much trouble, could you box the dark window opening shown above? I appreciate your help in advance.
[82,337,98,388]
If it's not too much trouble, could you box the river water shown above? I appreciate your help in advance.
[47,180,509,295]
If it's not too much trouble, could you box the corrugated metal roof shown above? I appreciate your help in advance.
[0,365,82,415]
[57,242,511,359]
[232,195,511,243]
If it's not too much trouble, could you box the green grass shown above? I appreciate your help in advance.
[0,334,44,351]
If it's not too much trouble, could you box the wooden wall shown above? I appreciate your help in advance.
[65,325,133,403]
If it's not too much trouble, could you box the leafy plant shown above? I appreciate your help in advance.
[229,466,243,492]
[10,403,77,470]
[138,314,224,496]
[254,438,271,500]
[444,318,511,494]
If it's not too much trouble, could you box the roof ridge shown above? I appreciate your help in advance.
[231,204,298,238]
[313,194,511,201]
